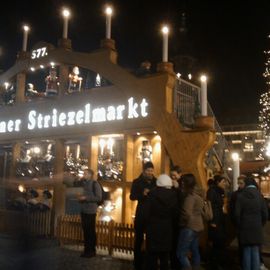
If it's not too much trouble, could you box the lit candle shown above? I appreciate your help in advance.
[62,8,70,39]
[105,6,113,39]
[22,25,30,52]
[76,144,80,159]
[232,152,240,191]
[200,75,207,116]
[161,25,169,62]
[66,145,70,158]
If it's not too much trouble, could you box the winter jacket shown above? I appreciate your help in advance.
[235,186,268,245]
[129,173,156,225]
[180,189,204,232]
[207,185,225,226]
[80,179,102,214]
[145,186,178,252]
[229,188,243,225]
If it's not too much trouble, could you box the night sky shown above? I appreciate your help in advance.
[1,0,270,126]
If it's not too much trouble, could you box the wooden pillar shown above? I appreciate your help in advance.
[54,139,65,180]
[52,139,66,235]
[16,73,26,103]
[125,135,134,182]
[89,136,99,173]
[10,142,21,179]
[161,142,170,175]
[151,135,162,175]
[59,65,69,96]
[52,183,66,236]
[122,134,134,223]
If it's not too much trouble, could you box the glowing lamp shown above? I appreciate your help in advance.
[200,74,208,116]
[161,25,169,62]
[22,24,30,52]
[62,8,71,39]
[105,5,113,39]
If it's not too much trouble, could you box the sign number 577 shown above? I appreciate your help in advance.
[31,47,48,59]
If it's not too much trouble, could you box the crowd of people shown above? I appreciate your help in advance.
[10,188,52,212]
[129,161,269,270]
[67,162,269,270]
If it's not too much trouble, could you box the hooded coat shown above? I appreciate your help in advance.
[235,186,268,245]
[145,186,178,252]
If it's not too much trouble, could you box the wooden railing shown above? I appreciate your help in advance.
[0,209,52,237]
[57,215,135,255]
[27,210,53,236]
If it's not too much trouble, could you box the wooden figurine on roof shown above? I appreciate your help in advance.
[45,67,59,96]
[68,66,83,93]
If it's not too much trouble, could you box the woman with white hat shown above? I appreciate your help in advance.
[145,174,178,270]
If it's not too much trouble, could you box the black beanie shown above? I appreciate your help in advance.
[244,177,258,188]
[143,161,154,170]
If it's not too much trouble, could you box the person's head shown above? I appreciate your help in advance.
[43,189,52,199]
[244,176,258,188]
[207,178,214,188]
[29,188,38,198]
[83,169,94,180]
[170,165,182,181]
[214,175,226,190]
[237,175,246,190]
[182,173,197,194]
[156,174,172,188]
[143,161,154,180]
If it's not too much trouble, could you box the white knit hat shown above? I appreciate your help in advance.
[156,174,172,187]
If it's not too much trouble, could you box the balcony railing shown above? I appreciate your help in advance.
[174,78,231,175]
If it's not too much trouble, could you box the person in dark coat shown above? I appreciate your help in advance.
[229,175,246,224]
[228,175,246,268]
[170,165,183,270]
[206,174,227,269]
[130,161,157,270]
[235,177,268,270]
[145,174,178,270]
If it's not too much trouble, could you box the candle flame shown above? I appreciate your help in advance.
[23,25,30,32]
[161,26,169,34]
[105,6,113,15]
[200,75,207,82]
[62,8,70,18]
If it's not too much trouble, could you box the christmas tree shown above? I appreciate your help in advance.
[259,39,270,158]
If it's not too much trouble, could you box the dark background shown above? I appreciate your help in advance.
[1,0,270,126]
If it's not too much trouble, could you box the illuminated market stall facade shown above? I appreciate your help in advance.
[0,35,215,224]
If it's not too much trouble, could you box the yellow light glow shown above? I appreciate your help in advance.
[4,82,9,89]
[33,146,41,154]
[23,25,30,32]
[62,8,70,18]
[162,25,169,34]
[231,152,239,161]
[18,185,25,193]
[105,6,113,15]
[200,75,207,82]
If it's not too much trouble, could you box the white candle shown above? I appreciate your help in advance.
[62,8,70,39]
[105,6,113,39]
[200,75,207,116]
[232,153,240,191]
[22,25,30,52]
[76,144,80,160]
[161,26,169,62]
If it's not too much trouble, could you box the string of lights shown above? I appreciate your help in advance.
[259,38,270,158]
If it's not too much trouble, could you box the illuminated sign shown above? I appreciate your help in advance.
[0,97,149,134]
[31,47,48,59]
